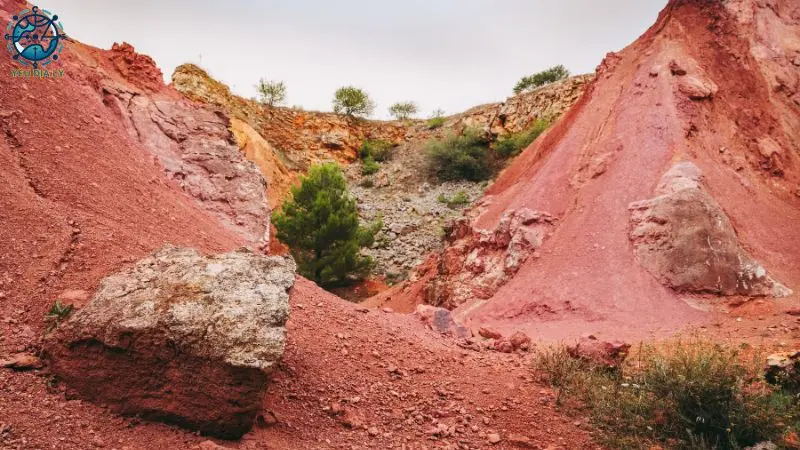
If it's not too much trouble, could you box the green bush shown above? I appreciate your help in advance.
[426,117,446,129]
[361,157,380,176]
[425,128,493,182]
[359,139,394,162]
[45,299,74,332]
[494,118,550,158]
[436,191,470,209]
[533,341,800,449]
[388,102,418,120]
[332,86,375,118]
[513,65,570,95]
[255,79,287,106]
[427,109,446,129]
[272,163,379,287]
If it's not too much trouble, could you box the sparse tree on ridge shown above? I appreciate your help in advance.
[388,102,418,120]
[256,79,287,106]
[332,86,375,118]
[513,65,570,95]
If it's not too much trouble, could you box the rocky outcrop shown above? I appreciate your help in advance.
[629,162,791,297]
[172,64,408,170]
[454,75,593,136]
[44,246,295,439]
[94,48,271,246]
[422,209,556,310]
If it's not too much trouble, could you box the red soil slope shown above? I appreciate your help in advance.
[378,0,800,341]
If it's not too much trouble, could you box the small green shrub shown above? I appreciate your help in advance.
[513,65,570,94]
[427,117,446,129]
[426,109,446,129]
[436,191,470,209]
[533,341,800,449]
[361,157,380,176]
[425,128,493,182]
[45,299,73,331]
[359,139,394,162]
[494,118,550,158]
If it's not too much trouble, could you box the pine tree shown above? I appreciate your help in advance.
[272,163,379,287]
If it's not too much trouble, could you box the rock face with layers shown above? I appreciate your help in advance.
[44,246,296,439]
[629,162,791,297]
[423,209,556,310]
[95,44,270,246]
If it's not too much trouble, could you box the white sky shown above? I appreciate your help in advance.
[40,0,667,118]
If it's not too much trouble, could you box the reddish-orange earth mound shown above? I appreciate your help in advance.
[375,0,800,342]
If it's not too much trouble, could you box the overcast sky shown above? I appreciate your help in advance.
[40,0,667,118]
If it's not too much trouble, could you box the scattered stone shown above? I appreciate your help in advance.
[509,331,532,351]
[669,60,687,76]
[43,246,296,439]
[478,327,503,340]
[487,433,502,444]
[568,335,630,368]
[0,353,43,370]
[196,441,232,450]
[765,351,800,388]
[508,433,535,448]
[678,75,718,100]
[414,304,471,338]
[56,289,91,309]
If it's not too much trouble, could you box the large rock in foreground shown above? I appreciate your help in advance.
[44,246,295,439]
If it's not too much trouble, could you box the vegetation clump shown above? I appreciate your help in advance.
[359,139,394,162]
[361,157,380,176]
[426,109,446,129]
[272,163,380,288]
[388,102,418,120]
[436,191,470,209]
[45,299,74,331]
[425,128,493,182]
[513,64,570,94]
[332,86,375,118]
[255,79,287,106]
[533,341,800,449]
[494,118,551,158]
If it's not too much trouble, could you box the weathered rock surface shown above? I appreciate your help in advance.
[629,162,791,297]
[43,246,295,438]
[91,45,271,246]
[413,304,471,338]
[765,351,800,389]
[568,335,630,369]
[422,209,556,310]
